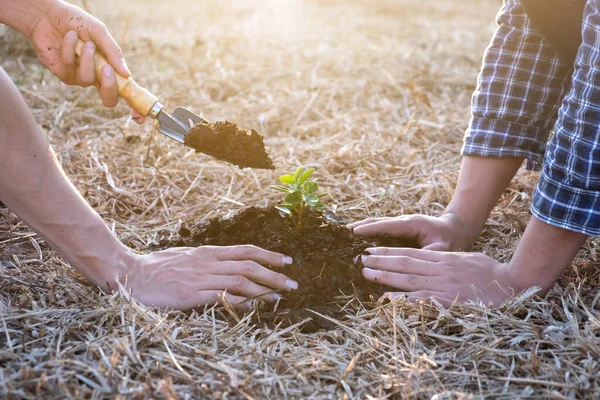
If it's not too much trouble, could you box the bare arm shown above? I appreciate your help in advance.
[508,213,587,295]
[357,152,585,306]
[0,67,132,288]
[443,155,524,250]
[0,0,136,286]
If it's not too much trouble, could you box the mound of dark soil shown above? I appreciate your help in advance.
[184,121,274,170]
[175,206,417,331]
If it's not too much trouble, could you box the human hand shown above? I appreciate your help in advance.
[27,0,145,123]
[349,212,472,251]
[122,245,298,311]
[360,247,518,307]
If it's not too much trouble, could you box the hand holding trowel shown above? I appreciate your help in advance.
[75,40,274,170]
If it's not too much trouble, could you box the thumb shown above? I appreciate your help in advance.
[352,218,423,240]
[422,242,450,251]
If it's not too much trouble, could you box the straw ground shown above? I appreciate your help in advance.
[1,0,599,398]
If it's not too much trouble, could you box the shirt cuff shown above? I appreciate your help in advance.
[531,170,600,236]
[462,117,550,171]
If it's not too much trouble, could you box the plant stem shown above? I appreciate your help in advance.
[297,204,304,233]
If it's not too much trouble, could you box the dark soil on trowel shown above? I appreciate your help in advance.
[175,206,418,332]
[184,120,275,170]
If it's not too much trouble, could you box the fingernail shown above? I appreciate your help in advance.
[282,256,293,265]
[122,60,131,75]
[362,267,377,279]
[85,41,95,50]
[103,65,114,77]
[286,279,298,290]
[353,256,359,263]
[274,293,282,300]
[361,255,368,264]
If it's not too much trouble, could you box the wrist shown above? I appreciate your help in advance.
[505,257,552,296]
[440,210,478,250]
[67,237,135,292]
[504,259,532,294]
[506,217,588,296]
[0,0,57,38]
[88,246,136,292]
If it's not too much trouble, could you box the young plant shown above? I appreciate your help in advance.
[271,167,326,232]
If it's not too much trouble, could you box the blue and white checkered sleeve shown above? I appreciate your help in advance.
[462,0,571,171]
[532,1,600,236]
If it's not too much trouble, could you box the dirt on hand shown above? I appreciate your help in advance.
[183,120,275,170]
[175,206,418,332]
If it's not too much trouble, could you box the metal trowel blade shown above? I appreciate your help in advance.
[155,107,207,144]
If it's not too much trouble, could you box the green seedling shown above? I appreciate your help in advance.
[271,167,327,232]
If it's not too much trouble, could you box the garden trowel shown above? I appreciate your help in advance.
[75,41,274,169]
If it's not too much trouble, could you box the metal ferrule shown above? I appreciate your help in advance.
[148,101,164,120]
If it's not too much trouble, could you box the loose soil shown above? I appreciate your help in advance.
[184,120,275,170]
[176,206,418,331]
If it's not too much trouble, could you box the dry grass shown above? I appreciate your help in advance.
[1,0,600,398]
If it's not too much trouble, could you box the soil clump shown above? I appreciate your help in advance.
[184,121,274,170]
[176,206,418,331]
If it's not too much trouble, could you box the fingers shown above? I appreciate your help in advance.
[360,254,438,275]
[347,217,386,229]
[90,22,131,77]
[203,274,282,302]
[130,107,145,124]
[60,31,121,110]
[98,65,118,107]
[77,41,96,87]
[352,217,420,239]
[365,247,444,262]
[214,244,293,268]
[59,30,78,84]
[422,243,450,251]
[362,267,438,291]
[219,260,299,291]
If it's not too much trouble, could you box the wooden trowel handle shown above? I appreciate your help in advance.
[75,40,160,117]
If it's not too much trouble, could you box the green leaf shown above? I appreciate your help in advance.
[285,191,303,204]
[313,202,326,210]
[293,167,304,182]
[316,192,327,199]
[303,193,319,204]
[304,181,319,193]
[279,175,295,184]
[271,185,290,193]
[275,205,293,215]
[298,168,314,185]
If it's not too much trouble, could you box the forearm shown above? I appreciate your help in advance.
[0,0,56,38]
[0,67,133,290]
[448,0,571,250]
[508,216,587,294]
[443,155,523,250]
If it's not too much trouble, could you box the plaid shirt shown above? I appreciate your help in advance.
[463,0,600,236]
